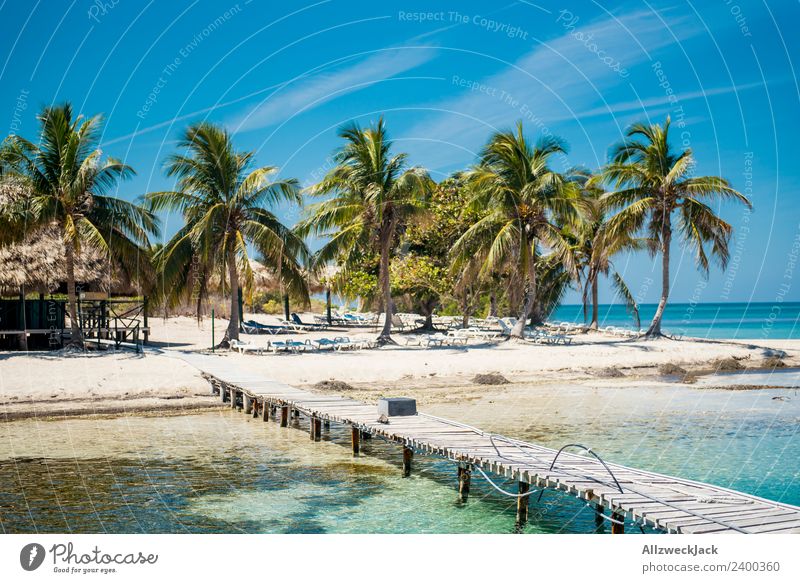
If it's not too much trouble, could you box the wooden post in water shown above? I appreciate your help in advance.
[219,383,227,403]
[351,427,360,456]
[280,406,289,427]
[314,418,322,441]
[262,400,269,422]
[402,447,413,477]
[230,389,237,409]
[309,416,317,440]
[516,482,530,526]
[595,505,605,530]
[323,420,330,431]
[457,464,471,503]
[244,394,253,415]
[252,400,259,418]
[611,510,625,534]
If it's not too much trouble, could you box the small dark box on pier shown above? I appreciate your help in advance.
[378,397,417,417]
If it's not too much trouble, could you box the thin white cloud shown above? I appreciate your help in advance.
[228,46,438,132]
[402,9,704,169]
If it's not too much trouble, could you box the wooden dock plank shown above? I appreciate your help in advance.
[173,352,800,535]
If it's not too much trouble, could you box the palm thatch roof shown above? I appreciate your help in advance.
[0,182,142,296]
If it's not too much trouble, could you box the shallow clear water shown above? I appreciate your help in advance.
[552,302,800,339]
[1,373,798,534]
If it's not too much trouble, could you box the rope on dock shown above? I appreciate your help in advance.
[472,464,539,498]
[418,412,751,533]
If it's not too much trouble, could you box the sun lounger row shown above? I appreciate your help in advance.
[404,333,468,347]
[230,336,375,354]
[603,325,640,338]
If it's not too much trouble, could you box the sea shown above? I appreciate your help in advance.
[552,302,800,339]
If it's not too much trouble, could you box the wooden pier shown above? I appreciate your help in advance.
[178,352,800,534]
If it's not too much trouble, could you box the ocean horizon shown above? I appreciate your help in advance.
[552,301,800,340]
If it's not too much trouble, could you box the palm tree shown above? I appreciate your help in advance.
[603,117,752,337]
[298,118,432,343]
[453,122,580,338]
[148,122,308,345]
[576,181,642,330]
[0,103,158,346]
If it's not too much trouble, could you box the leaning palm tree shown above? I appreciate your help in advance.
[603,117,752,337]
[298,118,432,343]
[148,122,308,345]
[0,103,158,346]
[453,122,580,338]
[576,181,642,330]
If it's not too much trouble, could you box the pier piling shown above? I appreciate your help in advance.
[457,464,471,503]
[611,510,625,534]
[189,363,800,535]
[310,416,322,441]
[402,446,413,477]
[516,482,530,526]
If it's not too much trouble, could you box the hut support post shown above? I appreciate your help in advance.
[457,464,471,503]
[280,406,289,427]
[244,394,253,415]
[351,427,360,456]
[611,511,625,534]
[402,447,413,477]
[516,482,530,526]
[143,296,149,343]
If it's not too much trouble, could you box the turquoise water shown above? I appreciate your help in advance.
[552,302,800,339]
[1,371,798,534]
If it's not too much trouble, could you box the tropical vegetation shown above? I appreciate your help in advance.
[0,107,752,343]
[0,103,158,346]
[147,122,308,345]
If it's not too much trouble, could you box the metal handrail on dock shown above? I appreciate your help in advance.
[174,351,800,534]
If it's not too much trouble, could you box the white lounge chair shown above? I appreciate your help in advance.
[230,339,264,355]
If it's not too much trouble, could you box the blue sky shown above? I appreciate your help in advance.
[1,0,798,305]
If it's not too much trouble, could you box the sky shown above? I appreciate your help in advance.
[1,0,799,305]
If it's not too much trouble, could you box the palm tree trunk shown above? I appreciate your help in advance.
[223,246,240,344]
[645,226,671,337]
[64,240,83,346]
[377,230,394,342]
[511,244,536,338]
[488,291,497,318]
[589,275,599,330]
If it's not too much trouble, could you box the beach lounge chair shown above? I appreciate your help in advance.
[310,338,338,350]
[281,318,316,332]
[243,320,289,335]
[332,336,359,350]
[292,313,328,330]
[443,330,470,346]
[391,314,407,331]
[268,339,310,353]
[465,326,501,340]
[230,339,264,355]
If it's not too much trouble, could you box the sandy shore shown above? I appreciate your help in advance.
[1,313,798,420]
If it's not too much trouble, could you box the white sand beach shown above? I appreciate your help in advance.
[1,312,797,420]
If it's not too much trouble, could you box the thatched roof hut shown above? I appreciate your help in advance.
[0,182,142,296]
